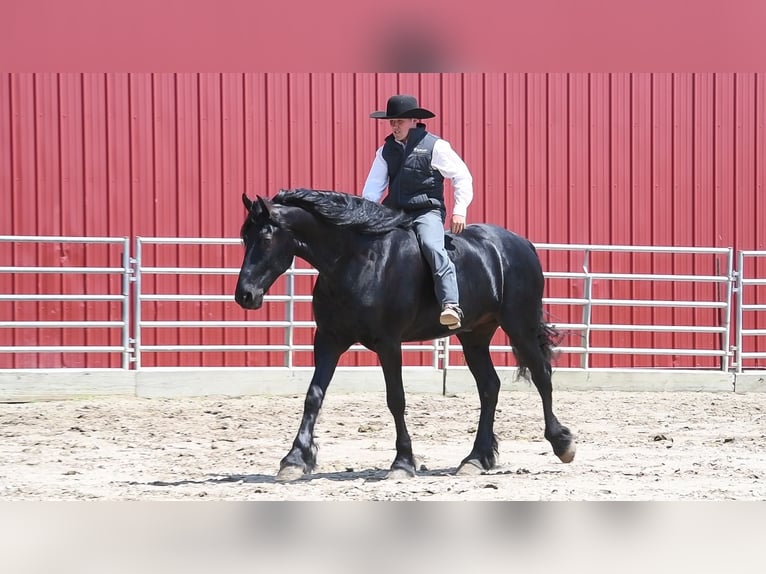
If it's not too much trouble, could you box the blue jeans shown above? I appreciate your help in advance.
[412,210,459,307]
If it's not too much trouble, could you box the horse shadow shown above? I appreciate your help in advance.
[133,466,461,488]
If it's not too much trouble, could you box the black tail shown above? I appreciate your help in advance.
[509,236,562,380]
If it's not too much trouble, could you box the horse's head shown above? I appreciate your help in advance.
[234,193,295,310]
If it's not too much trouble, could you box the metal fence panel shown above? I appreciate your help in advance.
[736,251,766,372]
[133,238,736,372]
[0,236,132,368]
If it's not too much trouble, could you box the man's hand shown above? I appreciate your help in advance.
[450,214,466,234]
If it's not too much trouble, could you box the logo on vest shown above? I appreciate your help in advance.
[412,147,430,154]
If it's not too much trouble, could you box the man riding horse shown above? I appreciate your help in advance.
[363,94,472,330]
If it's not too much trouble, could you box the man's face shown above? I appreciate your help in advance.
[389,118,418,141]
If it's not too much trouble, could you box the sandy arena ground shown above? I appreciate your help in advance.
[1,389,764,500]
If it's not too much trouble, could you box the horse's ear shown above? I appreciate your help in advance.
[257,195,276,220]
[242,193,253,211]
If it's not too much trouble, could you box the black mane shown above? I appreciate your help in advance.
[273,188,412,235]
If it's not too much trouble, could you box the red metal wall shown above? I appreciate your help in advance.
[1,73,764,368]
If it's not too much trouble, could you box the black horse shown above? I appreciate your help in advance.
[235,188,575,481]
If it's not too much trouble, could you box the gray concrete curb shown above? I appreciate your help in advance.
[2,367,761,401]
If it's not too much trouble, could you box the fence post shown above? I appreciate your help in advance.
[285,264,295,368]
[580,249,593,369]
[121,238,133,369]
[735,251,745,373]
[133,238,143,370]
[441,337,450,396]
[720,248,734,372]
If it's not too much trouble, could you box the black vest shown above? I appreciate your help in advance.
[381,124,445,217]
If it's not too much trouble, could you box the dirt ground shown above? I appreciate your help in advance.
[1,389,764,500]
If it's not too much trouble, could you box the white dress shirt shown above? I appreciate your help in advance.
[362,137,474,217]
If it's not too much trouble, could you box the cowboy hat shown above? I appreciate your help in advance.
[369,94,436,120]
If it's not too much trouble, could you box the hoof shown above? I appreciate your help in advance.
[387,467,416,480]
[557,442,576,464]
[456,460,485,476]
[276,464,306,483]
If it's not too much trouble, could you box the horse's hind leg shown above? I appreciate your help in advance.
[502,312,576,463]
[455,326,502,475]
[277,329,351,482]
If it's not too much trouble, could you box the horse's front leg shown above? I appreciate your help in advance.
[455,330,501,475]
[376,343,417,478]
[277,330,350,482]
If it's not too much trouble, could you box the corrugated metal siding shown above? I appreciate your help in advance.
[1,73,764,368]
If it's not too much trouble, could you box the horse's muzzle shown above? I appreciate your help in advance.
[234,285,264,309]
